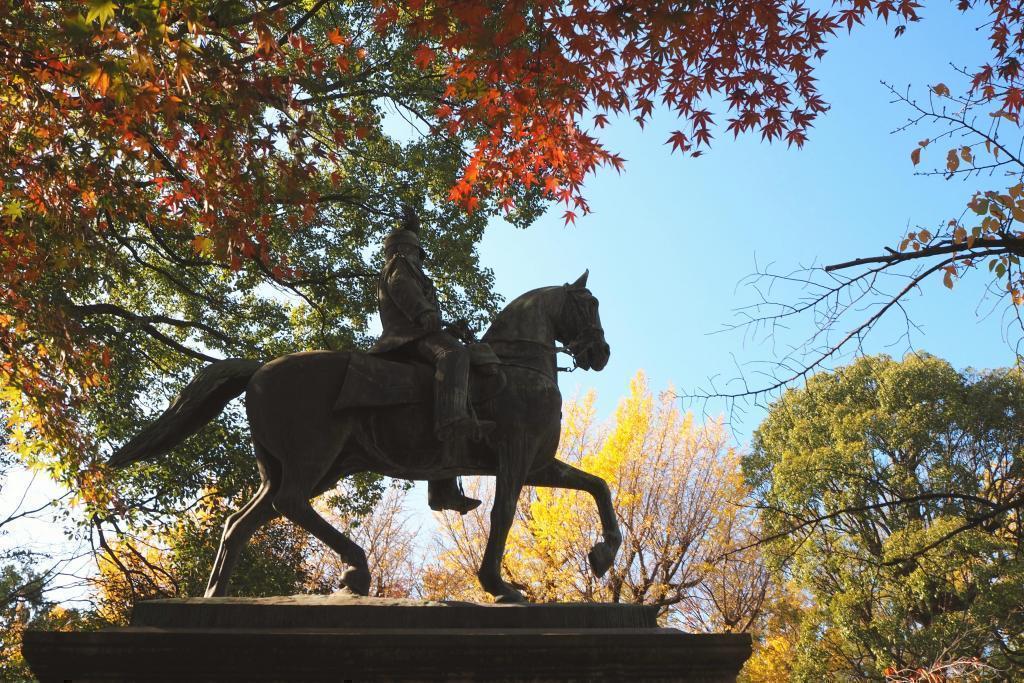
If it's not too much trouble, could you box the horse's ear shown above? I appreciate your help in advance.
[570,269,589,289]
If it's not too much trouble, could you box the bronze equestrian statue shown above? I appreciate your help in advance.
[107,219,618,603]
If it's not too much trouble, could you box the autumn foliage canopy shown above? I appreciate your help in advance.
[3,0,1024,487]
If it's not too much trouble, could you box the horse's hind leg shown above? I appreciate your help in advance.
[205,442,281,597]
[272,461,370,596]
[525,459,622,578]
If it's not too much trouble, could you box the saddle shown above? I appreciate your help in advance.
[333,343,505,412]
[332,344,505,477]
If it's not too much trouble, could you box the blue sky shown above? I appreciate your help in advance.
[478,1,1017,442]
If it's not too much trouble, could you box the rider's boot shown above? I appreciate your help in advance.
[428,478,481,515]
[434,348,496,442]
[430,349,490,514]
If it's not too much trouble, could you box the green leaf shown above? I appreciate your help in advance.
[2,201,23,219]
[86,0,117,29]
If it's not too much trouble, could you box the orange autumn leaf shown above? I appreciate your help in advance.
[327,27,347,45]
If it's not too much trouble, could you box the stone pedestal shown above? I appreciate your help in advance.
[23,595,751,682]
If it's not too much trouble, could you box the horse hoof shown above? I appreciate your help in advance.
[588,542,616,578]
[340,567,371,596]
[495,588,526,603]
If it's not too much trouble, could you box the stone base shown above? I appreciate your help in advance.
[24,595,751,682]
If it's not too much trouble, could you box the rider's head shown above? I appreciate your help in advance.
[383,204,426,264]
[393,241,423,266]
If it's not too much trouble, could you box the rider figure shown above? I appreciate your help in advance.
[370,206,494,514]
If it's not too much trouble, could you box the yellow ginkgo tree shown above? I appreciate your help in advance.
[423,372,769,631]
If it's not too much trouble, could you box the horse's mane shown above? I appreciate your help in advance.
[482,285,563,342]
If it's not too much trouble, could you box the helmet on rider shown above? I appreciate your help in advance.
[383,204,427,259]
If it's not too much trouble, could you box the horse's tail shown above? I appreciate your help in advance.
[107,358,263,468]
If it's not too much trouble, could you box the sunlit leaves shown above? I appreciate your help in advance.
[2,202,23,220]
[190,236,213,255]
[85,0,117,29]
[326,27,347,45]
[84,64,111,96]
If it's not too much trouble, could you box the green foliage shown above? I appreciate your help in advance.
[93,508,319,625]
[747,354,1024,680]
[166,513,314,600]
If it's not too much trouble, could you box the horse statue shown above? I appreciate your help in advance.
[107,271,619,603]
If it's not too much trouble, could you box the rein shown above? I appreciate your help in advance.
[487,339,562,381]
[486,285,603,378]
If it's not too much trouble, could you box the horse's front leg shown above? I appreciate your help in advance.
[525,459,622,578]
[477,437,532,603]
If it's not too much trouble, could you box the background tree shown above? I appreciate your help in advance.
[90,480,420,623]
[305,485,421,598]
[736,582,807,683]
[746,353,1024,679]
[423,373,769,632]
[0,446,95,680]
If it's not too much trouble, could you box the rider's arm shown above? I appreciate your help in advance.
[384,258,438,324]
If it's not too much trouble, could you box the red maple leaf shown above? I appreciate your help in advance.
[666,130,689,153]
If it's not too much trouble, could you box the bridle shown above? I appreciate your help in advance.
[558,285,605,372]
[487,284,605,379]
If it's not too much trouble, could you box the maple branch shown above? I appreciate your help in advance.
[141,218,229,271]
[137,130,190,184]
[277,0,331,45]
